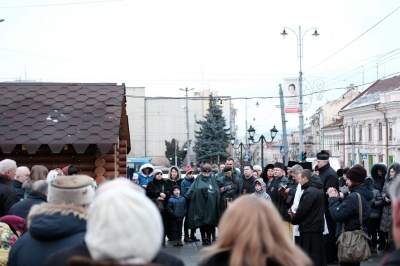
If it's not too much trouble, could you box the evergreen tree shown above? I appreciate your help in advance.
[193,94,230,164]
[165,139,190,166]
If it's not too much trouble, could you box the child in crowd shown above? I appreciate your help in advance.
[167,185,187,247]
[252,179,271,201]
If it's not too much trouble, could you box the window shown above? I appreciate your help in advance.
[368,124,372,141]
[379,122,383,141]
[359,125,362,141]
[389,124,393,140]
[348,126,351,141]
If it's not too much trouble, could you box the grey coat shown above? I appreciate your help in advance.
[379,162,400,233]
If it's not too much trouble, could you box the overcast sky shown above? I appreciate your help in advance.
[1,0,400,138]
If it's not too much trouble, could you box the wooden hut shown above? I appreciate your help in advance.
[0,82,130,184]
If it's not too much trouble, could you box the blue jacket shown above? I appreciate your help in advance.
[167,196,186,221]
[8,203,87,266]
[8,191,47,220]
[328,183,373,237]
[181,176,194,197]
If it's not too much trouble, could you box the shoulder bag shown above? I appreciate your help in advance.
[336,192,371,262]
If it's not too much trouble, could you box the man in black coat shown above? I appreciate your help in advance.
[291,169,326,266]
[12,166,30,200]
[8,180,48,219]
[316,150,339,264]
[0,159,20,217]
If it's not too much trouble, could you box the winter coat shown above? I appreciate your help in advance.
[8,203,87,266]
[252,190,272,201]
[291,177,325,233]
[237,175,256,195]
[44,242,185,266]
[185,173,221,229]
[370,163,387,192]
[165,166,183,199]
[0,174,20,217]
[137,163,155,187]
[146,178,169,211]
[267,175,290,221]
[166,196,186,221]
[380,162,400,233]
[365,177,383,219]
[181,176,194,197]
[8,191,47,220]
[217,173,240,206]
[11,180,24,200]
[328,183,373,237]
[318,162,339,218]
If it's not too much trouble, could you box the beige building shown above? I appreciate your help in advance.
[339,75,400,171]
[125,87,235,166]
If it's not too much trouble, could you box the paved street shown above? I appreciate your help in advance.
[162,232,388,266]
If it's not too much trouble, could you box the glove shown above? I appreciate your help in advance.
[230,184,237,190]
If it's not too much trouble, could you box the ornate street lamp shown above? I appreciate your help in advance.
[230,136,246,173]
[247,125,278,169]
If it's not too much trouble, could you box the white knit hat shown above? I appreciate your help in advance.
[85,178,162,263]
[48,175,95,206]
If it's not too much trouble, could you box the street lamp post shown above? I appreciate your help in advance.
[247,125,278,169]
[280,26,319,162]
[230,137,245,173]
[180,88,194,166]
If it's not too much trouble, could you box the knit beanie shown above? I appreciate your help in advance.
[0,215,26,234]
[185,165,194,174]
[346,164,367,184]
[153,169,163,176]
[48,175,95,206]
[85,178,162,263]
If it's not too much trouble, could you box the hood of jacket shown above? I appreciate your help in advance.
[302,176,323,190]
[386,162,400,181]
[139,163,155,177]
[168,166,182,181]
[27,203,87,241]
[370,163,387,181]
[351,183,374,201]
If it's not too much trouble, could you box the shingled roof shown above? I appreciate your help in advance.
[342,75,400,111]
[0,82,130,155]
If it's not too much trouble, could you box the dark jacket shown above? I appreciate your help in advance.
[0,174,20,217]
[166,195,186,221]
[8,191,47,219]
[165,166,183,200]
[380,248,400,266]
[44,242,185,266]
[237,175,256,195]
[8,203,87,266]
[328,183,373,237]
[380,162,400,233]
[370,163,387,192]
[180,175,194,197]
[318,163,339,217]
[267,175,290,221]
[185,173,221,229]
[291,177,325,233]
[146,178,169,211]
[365,177,383,219]
[12,180,25,200]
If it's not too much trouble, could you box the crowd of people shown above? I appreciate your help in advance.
[2,152,400,265]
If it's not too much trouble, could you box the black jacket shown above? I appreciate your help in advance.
[45,242,184,266]
[291,177,325,233]
[328,183,373,237]
[199,250,280,266]
[0,174,20,217]
[370,163,387,192]
[318,163,339,217]
[12,180,25,200]
[146,178,169,210]
[8,191,47,219]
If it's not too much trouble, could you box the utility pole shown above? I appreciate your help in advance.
[180,88,194,166]
[279,84,289,165]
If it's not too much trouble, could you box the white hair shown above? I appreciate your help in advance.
[0,159,17,175]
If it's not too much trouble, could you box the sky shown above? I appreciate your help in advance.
[1,0,400,139]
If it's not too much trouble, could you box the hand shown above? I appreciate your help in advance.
[327,187,338,198]
[339,192,344,199]
[230,184,237,190]
[220,187,226,193]
[385,197,391,203]
[160,193,166,198]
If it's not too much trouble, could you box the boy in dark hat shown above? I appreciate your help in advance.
[166,185,186,247]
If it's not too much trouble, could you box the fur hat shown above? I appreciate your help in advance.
[316,150,330,160]
[274,162,285,170]
[85,178,162,263]
[287,161,298,167]
[346,165,367,184]
[48,175,95,206]
[185,165,194,174]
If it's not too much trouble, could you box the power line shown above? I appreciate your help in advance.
[307,5,400,72]
[0,0,122,8]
